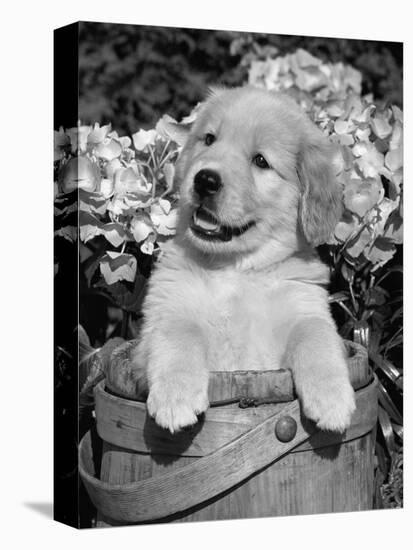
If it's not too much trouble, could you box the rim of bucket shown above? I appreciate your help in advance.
[103,339,369,404]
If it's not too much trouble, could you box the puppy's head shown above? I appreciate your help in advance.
[174,86,342,260]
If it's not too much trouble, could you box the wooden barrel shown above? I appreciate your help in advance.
[79,340,378,525]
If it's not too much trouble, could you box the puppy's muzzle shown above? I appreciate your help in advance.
[194,169,222,199]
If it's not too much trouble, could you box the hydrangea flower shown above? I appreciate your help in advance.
[55,48,403,286]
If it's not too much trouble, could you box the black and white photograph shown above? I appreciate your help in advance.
[52,21,404,529]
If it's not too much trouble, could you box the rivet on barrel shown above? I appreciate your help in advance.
[275,416,297,442]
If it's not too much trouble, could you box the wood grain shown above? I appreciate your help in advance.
[79,376,377,524]
[106,339,368,401]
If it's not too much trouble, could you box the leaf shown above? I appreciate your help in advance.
[123,192,152,209]
[54,198,78,217]
[384,334,403,353]
[328,291,350,304]
[100,223,126,247]
[54,226,77,242]
[79,212,102,243]
[81,241,107,285]
[341,262,355,283]
[391,423,403,440]
[376,265,403,286]
[365,237,396,268]
[390,306,403,324]
[378,406,396,455]
[364,287,386,307]
[383,210,403,244]
[97,272,148,312]
[100,252,137,285]
[377,381,403,425]
[345,227,372,258]
[79,190,108,216]
[368,197,399,239]
[370,351,402,387]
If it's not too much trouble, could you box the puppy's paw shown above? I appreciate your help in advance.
[299,376,356,433]
[147,379,209,433]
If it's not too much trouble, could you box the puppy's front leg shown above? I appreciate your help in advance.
[136,320,209,433]
[284,318,356,432]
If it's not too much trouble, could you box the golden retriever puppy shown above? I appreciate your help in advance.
[132,86,356,434]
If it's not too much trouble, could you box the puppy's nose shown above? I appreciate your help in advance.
[193,169,222,198]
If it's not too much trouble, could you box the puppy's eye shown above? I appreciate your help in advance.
[253,154,270,169]
[204,133,215,146]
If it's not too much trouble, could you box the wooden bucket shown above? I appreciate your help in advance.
[79,340,378,525]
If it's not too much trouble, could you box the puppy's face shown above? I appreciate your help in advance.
[174,87,342,259]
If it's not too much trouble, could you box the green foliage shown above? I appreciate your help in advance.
[78,23,402,135]
[79,23,244,134]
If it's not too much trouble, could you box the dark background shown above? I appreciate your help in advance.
[79,22,403,135]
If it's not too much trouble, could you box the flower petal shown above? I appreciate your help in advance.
[95,138,122,161]
[132,129,157,150]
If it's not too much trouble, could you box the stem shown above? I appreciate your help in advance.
[384,326,403,354]
[158,149,176,170]
[140,161,156,180]
[336,300,357,321]
[121,310,129,339]
[159,139,171,163]
[348,280,358,314]
[148,145,157,170]
[151,177,157,199]
[140,162,158,197]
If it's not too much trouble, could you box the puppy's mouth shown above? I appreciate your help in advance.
[190,205,255,242]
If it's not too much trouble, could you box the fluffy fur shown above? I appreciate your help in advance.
[131,86,355,433]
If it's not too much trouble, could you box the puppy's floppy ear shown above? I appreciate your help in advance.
[297,131,343,246]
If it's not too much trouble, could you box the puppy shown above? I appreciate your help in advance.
[132,86,356,434]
